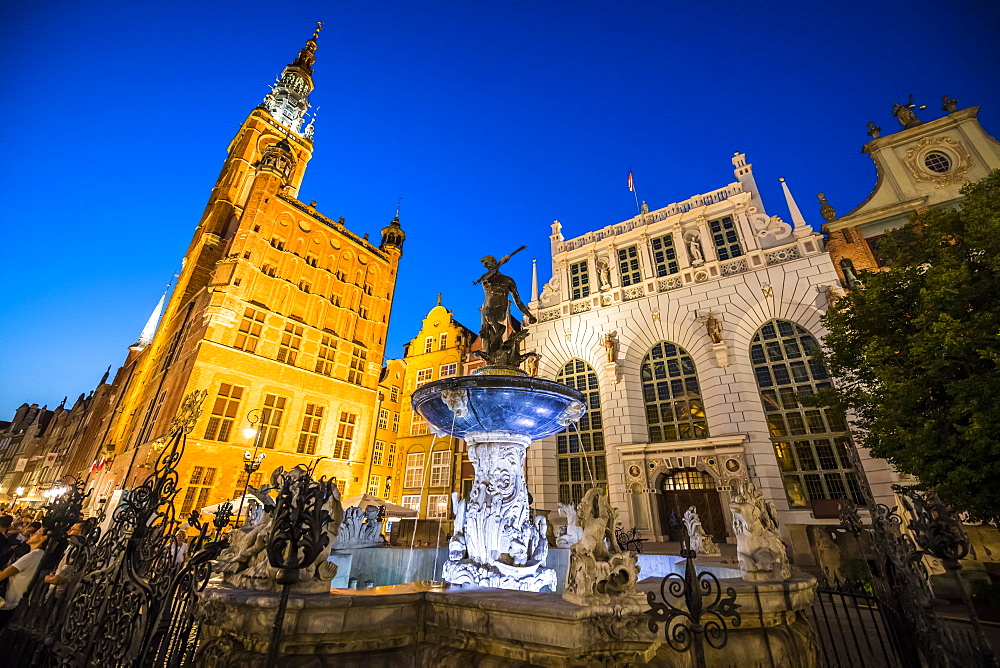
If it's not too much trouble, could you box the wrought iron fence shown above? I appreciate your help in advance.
[807,494,997,668]
[645,536,742,668]
[0,390,232,668]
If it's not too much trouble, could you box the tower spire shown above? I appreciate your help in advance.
[131,291,167,351]
[531,258,539,302]
[260,22,323,135]
[779,177,811,237]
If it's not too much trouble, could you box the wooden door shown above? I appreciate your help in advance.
[659,489,728,542]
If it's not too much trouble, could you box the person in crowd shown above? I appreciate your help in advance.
[0,527,48,627]
[5,522,41,566]
[0,516,13,565]
[43,520,93,596]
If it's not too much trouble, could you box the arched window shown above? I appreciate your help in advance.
[556,360,607,504]
[641,342,708,442]
[750,319,865,508]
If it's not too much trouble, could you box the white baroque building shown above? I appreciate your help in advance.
[524,153,895,560]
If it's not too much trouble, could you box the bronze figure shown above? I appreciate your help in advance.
[474,246,536,368]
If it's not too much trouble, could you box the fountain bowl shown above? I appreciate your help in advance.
[412,373,585,441]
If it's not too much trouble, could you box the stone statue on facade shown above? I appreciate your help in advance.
[596,260,612,291]
[817,193,836,222]
[332,504,385,549]
[840,258,862,290]
[555,502,584,548]
[728,479,791,582]
[809,526,845,582]
[602,332,618,363]
[892,94,924,130]
[524,352,539,377]
[705,314,723,344]
[216,466,342,592]
[686,234,704,265]
[683,506,721,557]
[474,246,536,368]
[866,122,881,140]
[563,487,641,606]
[641,200,649,214]
[941,95,958,113]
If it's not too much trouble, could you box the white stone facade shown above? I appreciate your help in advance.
[524,154,893,553]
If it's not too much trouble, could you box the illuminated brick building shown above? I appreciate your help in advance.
[395,300,475,522]
[82,25,405,515]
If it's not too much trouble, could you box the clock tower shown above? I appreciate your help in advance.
[84,24,406,515]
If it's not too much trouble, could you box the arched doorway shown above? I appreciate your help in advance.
[656,469,728,542]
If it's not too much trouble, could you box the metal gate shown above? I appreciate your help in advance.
[806,497,997,668]
[0,391,230,667]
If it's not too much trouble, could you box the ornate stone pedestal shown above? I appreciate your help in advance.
[443,431,556,591]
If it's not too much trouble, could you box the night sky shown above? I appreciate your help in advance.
[1,1,997,413]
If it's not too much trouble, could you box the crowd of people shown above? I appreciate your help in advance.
[0,510,97,628]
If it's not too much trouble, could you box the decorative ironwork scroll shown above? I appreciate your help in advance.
[645,537,741,668]
[0,389,232,668]
[838,494,997,668]
[265,467,339,666]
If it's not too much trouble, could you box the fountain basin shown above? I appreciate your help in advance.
[412,374,585,440]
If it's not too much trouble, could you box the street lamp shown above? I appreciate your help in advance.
[12,486,24,508]
[236,409,267,527]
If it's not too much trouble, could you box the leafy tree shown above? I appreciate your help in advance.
[814,170,1000,521]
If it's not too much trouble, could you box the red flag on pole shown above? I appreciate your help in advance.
[627,171,635,192]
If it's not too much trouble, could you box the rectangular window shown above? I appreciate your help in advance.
[277,324,303,365]
[709,216,744,260]
[391,412,399,432]
[296,404,324,455]
[401,494,421,512]
[270,237,285,251]
[430,451,451,487]
[569,260,590,300]
[404,453,425,488]
[387,442,397,467]
[410,413,429,436]
[260,394,286,449]
[439,363,457,378]
[367,475,382,497]
[181,466,218,515]
[424,336,434,354]
[333,412,357,459]
[348,346,367,385]
[316,336,336,376]
[439,333,448,349]
[372,440,385,466]
[427,494,449,519]
[234,471,263,498]
[235,308,266,353]
[204,383,244,442]
[298,280,311,294]
[305,254,318,267]
[389,386,400,403]
[617,245,642,286]
[377,408,389,430]
[650,234,680,276]
[262,263,277,277]
[415,368,433,386]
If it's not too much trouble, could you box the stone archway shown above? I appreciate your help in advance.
[654,469,729,542]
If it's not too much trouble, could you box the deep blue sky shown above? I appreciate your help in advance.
[1,1,997,413]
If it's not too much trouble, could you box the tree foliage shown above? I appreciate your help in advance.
[815,170,1000,521]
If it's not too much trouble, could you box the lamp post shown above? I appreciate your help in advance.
[12,486,24,509]
[236,409,266,528]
